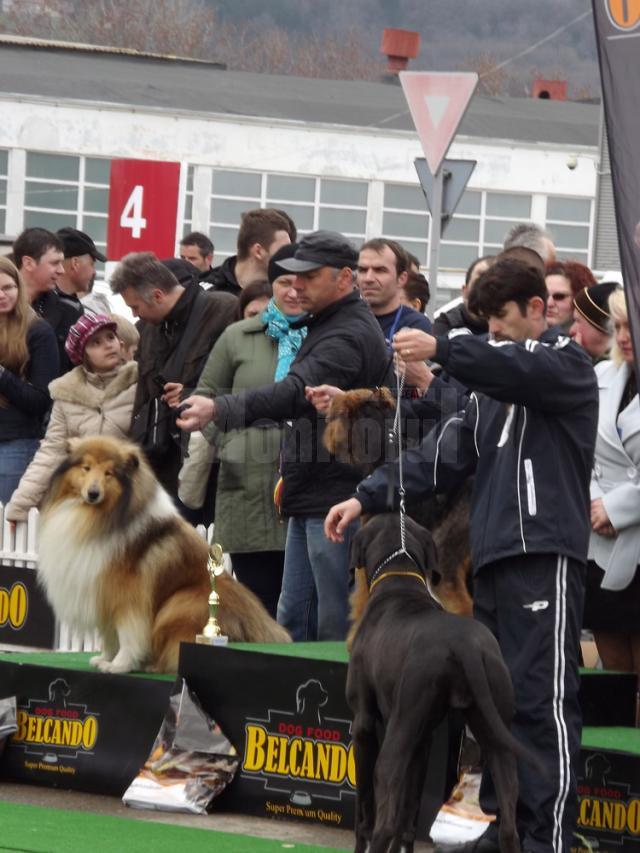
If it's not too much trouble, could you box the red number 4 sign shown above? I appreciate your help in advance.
[107,159,181,261]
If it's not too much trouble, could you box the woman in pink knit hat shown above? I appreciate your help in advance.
[5,313,138,521]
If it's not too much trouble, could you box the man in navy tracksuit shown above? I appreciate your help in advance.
[325,258,598,853]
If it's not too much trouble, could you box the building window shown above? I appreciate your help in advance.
[382,183,430,266]
[209,170,368,259]
[24,152,110,260]
[182,165,194,235]
[545,196,592,265]
[440,190,482,271]
[0,150,7,235]
[482,191,532,253]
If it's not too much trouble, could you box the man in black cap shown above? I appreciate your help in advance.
[178,230,392,641]
[570,281,619,363]
[56,227,110,316]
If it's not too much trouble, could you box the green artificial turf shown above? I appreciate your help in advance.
[230,642,349,663]
[581,726,640,755]
[0,651,174,681]
[0,801,348,853]
[0,642,350,676]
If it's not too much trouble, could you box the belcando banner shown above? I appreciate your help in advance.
[0,564,56,649]
[591,1,640,374]
[0,660,174,795]
[178,643,455,836]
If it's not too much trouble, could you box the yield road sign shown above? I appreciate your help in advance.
[400,72,478,176]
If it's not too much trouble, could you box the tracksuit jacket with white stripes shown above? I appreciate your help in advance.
[356,327,599,572]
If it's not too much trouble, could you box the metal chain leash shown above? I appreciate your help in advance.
[393,361,408,554]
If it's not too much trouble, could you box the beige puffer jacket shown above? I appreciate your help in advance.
[5,361,138,520]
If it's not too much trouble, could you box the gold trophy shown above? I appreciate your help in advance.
[196,543,229,646]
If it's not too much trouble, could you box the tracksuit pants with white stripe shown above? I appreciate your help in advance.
[473,553,585,853]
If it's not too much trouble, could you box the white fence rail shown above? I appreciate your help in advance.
[0,504,222,653]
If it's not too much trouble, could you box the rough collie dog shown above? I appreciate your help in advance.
[38,436,290,674]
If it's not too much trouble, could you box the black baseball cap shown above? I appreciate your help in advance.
[160,257,199,286]
[277,230,358,273]
[57,227,107,262]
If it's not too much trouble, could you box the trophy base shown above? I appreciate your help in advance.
[196,634,229,646]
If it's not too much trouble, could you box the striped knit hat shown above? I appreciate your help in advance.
[65,314,117,365]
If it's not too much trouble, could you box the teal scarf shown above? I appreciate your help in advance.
[262,298,307,381]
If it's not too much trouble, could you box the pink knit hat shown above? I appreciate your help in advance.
[65,314,118,365]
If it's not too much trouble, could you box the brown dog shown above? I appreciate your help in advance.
[324,387,473,615]
[347,513,529,853]
[38,436,290,674]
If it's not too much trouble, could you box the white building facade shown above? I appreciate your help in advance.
[0,39,602,304]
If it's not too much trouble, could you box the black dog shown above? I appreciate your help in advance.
[347,513,530,853]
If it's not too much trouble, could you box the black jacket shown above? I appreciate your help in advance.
[0,320,59,441]
[135,284,238,417]
[134,283,237,494]
[432,301,488,337]
[33,289,83,375]
[209,256,242,296]
[357,328,598,571]
[214,290,392,516]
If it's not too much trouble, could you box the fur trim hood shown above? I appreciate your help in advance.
[49,361,138,408]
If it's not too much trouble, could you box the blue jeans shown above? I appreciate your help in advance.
[0,438,40,505]
[277,516,358,641]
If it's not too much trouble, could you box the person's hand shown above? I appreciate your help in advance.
[162,382,184,407]
[324,498,362,542]
[591,498,616,537]
[176,395,215,432]
[305,384,344,415]
[395,356,434,394]
[392,328,437,362]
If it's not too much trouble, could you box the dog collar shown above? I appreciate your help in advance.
[368,547,423,590]
[369,570,427,592]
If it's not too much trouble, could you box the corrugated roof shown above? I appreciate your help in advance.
[0,41,599,147]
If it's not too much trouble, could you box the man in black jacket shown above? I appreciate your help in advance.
[325,259,598,853]
[178,231,392,641]
[109,251,237,497]
[13,227,81,375]
[208,209,291,296]
[179,231,216,289]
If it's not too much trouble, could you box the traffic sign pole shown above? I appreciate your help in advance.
[428,168,443,305]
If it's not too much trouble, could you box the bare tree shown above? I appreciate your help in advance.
[2,0,383,80]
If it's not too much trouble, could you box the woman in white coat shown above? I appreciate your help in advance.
[584,287,640,673]
[5,314,138,521]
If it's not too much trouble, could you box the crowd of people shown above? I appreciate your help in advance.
[0,206,636,853]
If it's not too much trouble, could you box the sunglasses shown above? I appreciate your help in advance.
[549,292,572,302]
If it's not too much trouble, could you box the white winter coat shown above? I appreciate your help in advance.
[5,361,138,520]
[589,359,640,590]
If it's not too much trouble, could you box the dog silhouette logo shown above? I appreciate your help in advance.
[605,0,640,31]
[585,752,612,788]
[48,678,71,708]
[295,679,328,726]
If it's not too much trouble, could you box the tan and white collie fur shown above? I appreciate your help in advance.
[38,436,290,674]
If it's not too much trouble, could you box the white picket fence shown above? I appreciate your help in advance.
[0,504,223,653]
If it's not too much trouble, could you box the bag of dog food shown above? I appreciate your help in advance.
[0,696,17,758]
[122,679,238,814]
